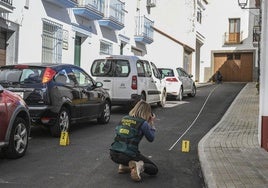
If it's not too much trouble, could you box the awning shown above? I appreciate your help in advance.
[118,34,130,44]
[72,24,92,38]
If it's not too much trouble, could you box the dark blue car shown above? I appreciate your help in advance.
[0,63,111,137]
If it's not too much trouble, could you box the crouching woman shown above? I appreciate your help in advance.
[109,100,158,182]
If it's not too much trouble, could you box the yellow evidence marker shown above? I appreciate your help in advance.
[182,140,190,152]
[60,131,70,146]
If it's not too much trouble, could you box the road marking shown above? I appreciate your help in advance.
[164,101,189,108]
[168,85,219,151]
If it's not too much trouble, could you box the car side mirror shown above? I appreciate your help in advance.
[95,82,103,88]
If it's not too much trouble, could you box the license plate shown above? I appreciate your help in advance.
[14,92,24,98]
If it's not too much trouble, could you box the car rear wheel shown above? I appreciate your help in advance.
[188,85,196,97]
[3,117,29,159]
[50,107,70,137]
[97,100,111,124]
[157,90,166,107]
[176,87,183,101]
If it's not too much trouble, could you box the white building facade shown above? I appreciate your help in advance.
[0,0,207,81]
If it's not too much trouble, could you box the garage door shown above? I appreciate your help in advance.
[214,52,253,82]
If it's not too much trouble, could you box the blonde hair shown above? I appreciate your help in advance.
[129,100,152,122]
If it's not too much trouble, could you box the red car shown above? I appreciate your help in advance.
[0,84,30,159]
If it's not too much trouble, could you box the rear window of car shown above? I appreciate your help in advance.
[159,69,174,77]
[0,67,45,85]
[91,59,130,77]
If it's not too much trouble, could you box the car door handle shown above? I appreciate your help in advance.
[103,80,111,82]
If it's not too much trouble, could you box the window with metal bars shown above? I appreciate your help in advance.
[100,40,113,55]
[41,19,63,63]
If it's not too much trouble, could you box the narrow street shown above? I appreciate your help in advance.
[0,83,245,188]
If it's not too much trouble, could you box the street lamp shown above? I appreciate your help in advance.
[238,0,248,9]
[238,0,260,9]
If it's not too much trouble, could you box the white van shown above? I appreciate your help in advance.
[90,55,166,107]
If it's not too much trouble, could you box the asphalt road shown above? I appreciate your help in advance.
[0,83,246,188]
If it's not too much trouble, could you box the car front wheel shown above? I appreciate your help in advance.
[97,100,111,124]
[50,107,70,137]
[3,117,29,159]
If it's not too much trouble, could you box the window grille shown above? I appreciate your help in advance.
[42,19,63,63]
[100,40,113,55]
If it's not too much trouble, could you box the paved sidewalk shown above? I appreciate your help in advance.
[198,82,268,188]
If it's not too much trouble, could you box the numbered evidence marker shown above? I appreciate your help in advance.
[182,140,190,152]
[60,131,70,146]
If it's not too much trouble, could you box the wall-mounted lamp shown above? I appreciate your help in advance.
[238,0,260,9]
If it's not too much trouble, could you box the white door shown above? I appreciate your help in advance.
[150,62,163,102]
[113,60,133,100]
[144,61,159,103]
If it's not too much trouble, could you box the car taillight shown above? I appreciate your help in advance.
[166,77,178,82]
[131,75,137,90]
[42,68,56,83]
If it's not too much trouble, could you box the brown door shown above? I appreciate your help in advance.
[0,31,6,66]
[214,53,253,82]
[228,18,241,43]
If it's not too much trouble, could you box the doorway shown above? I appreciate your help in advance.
[74,35,81,67]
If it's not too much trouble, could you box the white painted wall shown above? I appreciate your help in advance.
[259,0,268,144]
[4,0,199,79]
[146,0,197,75]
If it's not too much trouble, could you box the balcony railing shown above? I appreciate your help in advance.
[98,0,125,30]
[43,0,77,8]
[73,0,104,20]
[224,32,243,44]
[254,15,261,28]
[134,16,154,44]
[0,0,14,13]
[253,26,261,47]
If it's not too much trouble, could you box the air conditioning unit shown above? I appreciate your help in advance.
[147,0,156,7]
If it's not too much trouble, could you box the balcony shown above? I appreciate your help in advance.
[98,0,125,30]
[134,16,154,44]
[43,0,77,8]
[0,0,14,13]
[224,32,243,45]
[253,26,261,47]
[73,0,104,20]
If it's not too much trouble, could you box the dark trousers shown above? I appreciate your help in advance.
[110,150,158,175]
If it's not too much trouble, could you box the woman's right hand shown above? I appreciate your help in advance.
[149,113,156,125]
